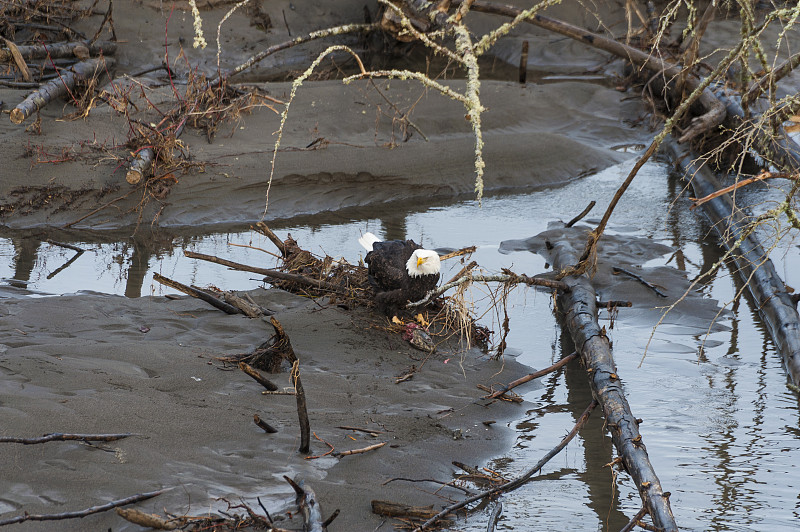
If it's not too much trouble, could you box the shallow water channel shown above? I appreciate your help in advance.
[2,158,800,531]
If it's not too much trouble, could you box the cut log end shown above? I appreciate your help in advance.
[126,169,143,185]
[9,108,26,125]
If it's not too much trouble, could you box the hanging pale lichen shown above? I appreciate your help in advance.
[264,45,366,216]
[188,0,207,49]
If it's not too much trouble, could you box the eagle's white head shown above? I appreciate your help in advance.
[406,249,441,277]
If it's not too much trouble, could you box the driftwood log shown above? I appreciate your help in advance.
[543,228,678,531]
[665,140,800,384]
[126,147,155,185]
[10,57,114,124]
[0,40,115,62]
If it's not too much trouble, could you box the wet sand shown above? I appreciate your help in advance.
[0,287,530,530]
[0,0,653,230]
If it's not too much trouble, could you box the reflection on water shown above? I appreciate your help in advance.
[2,159,800,530]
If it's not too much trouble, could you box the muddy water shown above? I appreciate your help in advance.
[2,158,800,531]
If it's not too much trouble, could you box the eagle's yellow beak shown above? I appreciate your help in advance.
[417,256,427,267]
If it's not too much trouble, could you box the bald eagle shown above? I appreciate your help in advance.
[358,232,441,315]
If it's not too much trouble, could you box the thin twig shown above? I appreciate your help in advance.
[253,414,278,433]
[483,352,578,400]
[690,170,795,209]
[408,272,568,309]
[306,432,335,460]
[612,267,667,298]
[414,400,598,531]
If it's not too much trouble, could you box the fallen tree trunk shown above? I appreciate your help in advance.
[9,57,114,124]
[543,228,678,531]
[457,0,725,143]
[664,140,800,384]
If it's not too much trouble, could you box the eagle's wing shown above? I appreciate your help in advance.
[366,249,405,291]
[365,240,419,291]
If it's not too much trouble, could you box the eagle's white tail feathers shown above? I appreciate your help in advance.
[358,232,381,252]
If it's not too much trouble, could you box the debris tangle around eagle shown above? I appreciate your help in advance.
[181,222,493,353]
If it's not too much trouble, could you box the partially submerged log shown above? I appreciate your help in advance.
[665,140,800,384]
[9,57,114,124]
[542,227,678,531]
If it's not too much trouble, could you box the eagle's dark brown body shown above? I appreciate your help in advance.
[365,239,440,315]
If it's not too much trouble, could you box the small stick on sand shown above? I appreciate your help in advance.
[238,362,279,391]
[0,433,132,444]
[518,40,528,84]
[115,507,178,530]
[333,441,387,457]
[336,425,385,436]
[253,414,278,434]
[371,500,439,520]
